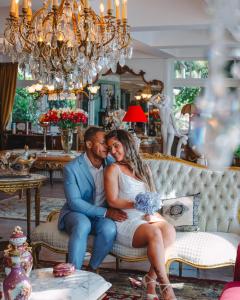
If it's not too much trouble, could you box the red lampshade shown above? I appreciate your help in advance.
[122,105,147,122]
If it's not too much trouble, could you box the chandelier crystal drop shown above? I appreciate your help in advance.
[4,0,132,89]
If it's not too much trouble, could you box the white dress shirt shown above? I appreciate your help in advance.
[84,153,105,207]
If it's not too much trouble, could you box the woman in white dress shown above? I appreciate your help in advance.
[104,130,176,300]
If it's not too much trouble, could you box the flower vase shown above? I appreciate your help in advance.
[60,129,74,154]
[3,252,32,300]
[3,226,33,277]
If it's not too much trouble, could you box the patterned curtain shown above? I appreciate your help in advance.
[0,63,18,149]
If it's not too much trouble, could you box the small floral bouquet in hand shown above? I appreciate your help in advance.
[135,192,163,215]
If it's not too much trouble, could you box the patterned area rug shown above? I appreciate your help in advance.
[101,270,225,300]
[0,196,65,222]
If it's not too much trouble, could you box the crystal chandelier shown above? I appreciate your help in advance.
[4,0,132,90]
[191,0,240,170]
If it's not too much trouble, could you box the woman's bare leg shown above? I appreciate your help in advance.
[132,223,176,300]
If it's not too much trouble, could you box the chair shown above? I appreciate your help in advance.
[218,243,240,300]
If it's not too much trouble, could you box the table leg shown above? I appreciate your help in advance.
[26,189,31,240]
[35,187,40,227]
[49,170,53,186]
[18,189,23,199]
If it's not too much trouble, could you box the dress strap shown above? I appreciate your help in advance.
[113,163,121,172]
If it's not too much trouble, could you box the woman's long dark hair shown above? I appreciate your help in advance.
[106,129,155,192]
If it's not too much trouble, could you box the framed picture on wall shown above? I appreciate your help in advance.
[15,122,31,134]
[100,83,115,110]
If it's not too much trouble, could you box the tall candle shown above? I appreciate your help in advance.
[15,0,19,18]
[10,0,16,16]
[27,5,32,22]
[100,2,104,18]
[122,0,127,20]
[23,0,28,10]
[115,0,120,20]
[107,0,112,11]
[84,0,89,9]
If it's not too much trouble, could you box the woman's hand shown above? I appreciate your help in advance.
[144,212,162,223]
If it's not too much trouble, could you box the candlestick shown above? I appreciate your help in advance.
[115,0,120,20]
[39,122,49,153]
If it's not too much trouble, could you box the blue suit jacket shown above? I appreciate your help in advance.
[58,153,114,230]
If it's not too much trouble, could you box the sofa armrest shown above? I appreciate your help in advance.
[234,243,240,281]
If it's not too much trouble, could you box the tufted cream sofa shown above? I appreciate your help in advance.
[31,154,240,273]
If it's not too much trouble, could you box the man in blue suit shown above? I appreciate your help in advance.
[58,126,127,271]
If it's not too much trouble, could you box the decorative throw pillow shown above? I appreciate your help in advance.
[161,193,201,232]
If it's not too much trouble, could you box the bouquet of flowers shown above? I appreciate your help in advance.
[135,192,163,215]
[39,108,88,130]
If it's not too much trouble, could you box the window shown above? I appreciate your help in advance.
[172,60,208,132]
[173,87,203,132]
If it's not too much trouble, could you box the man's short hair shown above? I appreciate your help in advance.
[84,126,105,145]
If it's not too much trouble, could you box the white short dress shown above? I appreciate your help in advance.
[114,164,148,247]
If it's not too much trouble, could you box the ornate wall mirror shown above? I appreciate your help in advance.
[100,64,164,110]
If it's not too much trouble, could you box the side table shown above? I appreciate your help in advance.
[28,268,110,300]
[0,174,47,240]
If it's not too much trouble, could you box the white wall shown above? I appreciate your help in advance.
[126,57,165,82]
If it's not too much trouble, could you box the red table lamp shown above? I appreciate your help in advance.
[123,105,147,123]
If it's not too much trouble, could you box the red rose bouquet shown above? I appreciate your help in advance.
[39,108,88,130]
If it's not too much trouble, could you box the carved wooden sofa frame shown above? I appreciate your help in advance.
[31,154,240,274]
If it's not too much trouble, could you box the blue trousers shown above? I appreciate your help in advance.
[64,211,117,270]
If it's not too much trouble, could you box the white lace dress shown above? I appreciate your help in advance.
[114,164,148,247]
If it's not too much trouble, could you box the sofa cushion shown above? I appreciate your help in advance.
[161,194,200,232]
[167,232,240,267]
[31,220,70,251]
[31,221,240,267]
[31,219,147,258]
[146,158,240,234]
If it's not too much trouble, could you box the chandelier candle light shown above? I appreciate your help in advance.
[4,0,132,90]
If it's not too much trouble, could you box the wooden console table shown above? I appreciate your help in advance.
[0,174,47,239]
[3,133,78,151]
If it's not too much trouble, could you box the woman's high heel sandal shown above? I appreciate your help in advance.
[140,274,159,300]
[158,283,177,300]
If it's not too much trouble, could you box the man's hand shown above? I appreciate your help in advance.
[105,208,128,222]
